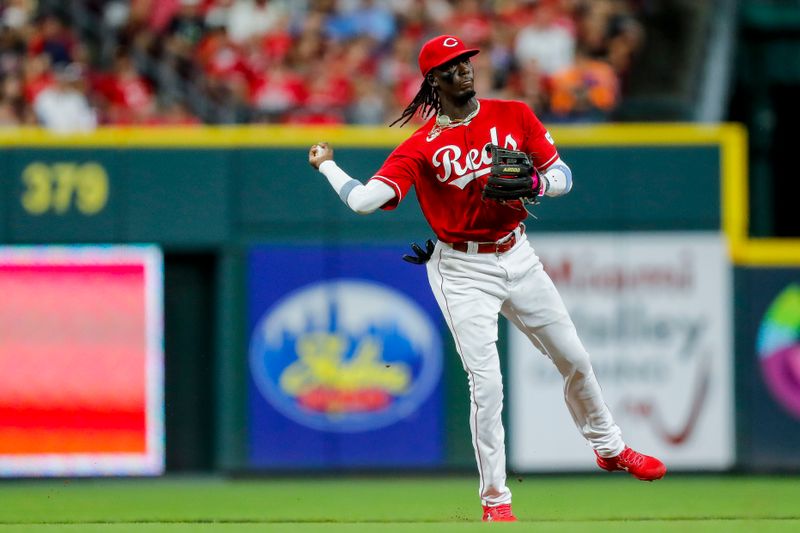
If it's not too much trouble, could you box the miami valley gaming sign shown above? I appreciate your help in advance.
[509,233,734,471]
[247,246,444,468]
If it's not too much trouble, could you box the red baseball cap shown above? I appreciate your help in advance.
[418,35,480,76]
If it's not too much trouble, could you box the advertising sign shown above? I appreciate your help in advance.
[737,268,800,468]
[758,283,800,418]
[0,246,164,476]
[247,246,444,468]
[509,233,733,471]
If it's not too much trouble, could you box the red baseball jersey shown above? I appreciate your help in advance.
[370,98,559,243]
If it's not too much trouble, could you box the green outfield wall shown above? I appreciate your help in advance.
[0,124,747,248]
[0,124,763,472]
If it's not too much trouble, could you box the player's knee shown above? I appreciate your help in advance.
[554,350,592,379]
[471,369,504,400]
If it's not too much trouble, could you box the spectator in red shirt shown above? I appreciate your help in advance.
[496,0,540,30]
[132,0,181,34]
[443,0,491,45]
[22,53,54,104]
[285,63,353,125]
[249,60,306,121]
[100,54,155,124]
[196,24,249,80]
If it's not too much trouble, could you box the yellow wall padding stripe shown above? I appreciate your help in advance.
[0,123,750,148]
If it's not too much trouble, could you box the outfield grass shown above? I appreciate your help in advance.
[0,475,798,532]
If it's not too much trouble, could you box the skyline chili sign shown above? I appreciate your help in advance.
[247,246,444,468]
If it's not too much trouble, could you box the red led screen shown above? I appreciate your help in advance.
[0,247,163,476]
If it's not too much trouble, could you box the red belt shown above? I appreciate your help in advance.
[450,226,523,254]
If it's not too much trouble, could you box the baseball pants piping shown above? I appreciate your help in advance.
[426,236,624,506]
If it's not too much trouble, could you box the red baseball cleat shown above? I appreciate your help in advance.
[482,503,517,522]
[595,446,667,481]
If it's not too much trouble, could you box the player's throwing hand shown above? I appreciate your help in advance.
[308,142,334,169]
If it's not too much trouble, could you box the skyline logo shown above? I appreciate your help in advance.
[249,279,443,433]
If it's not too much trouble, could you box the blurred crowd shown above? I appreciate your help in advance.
[0,0,645,131]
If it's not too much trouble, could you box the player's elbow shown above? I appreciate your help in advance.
[345,185,390,214]
[352,205,378,215]
[347,196,379,215]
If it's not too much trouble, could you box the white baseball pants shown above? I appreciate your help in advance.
[426,231,624,506]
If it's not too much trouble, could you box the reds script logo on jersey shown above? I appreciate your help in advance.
[431,126,518,190]
[370,99,558,243]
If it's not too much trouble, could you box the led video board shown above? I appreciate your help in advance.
[0,246,163,476]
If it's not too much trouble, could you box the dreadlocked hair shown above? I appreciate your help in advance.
[390,78,440,127]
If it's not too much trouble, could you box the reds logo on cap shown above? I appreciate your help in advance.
[418,35,480,76]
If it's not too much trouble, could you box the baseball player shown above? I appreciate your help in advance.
[308,35,666,523]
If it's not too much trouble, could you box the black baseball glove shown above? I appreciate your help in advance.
[402,239,435,265]
[482,145,541,202]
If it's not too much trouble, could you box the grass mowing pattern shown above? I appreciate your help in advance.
[0,476,798,532]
